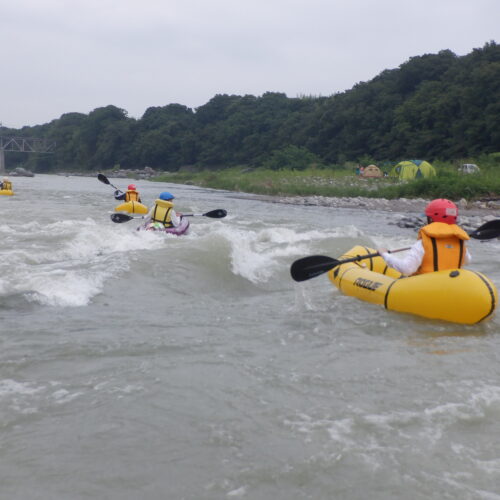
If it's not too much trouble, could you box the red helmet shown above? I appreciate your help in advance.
[128,184,137,191]
[425,199,458,224]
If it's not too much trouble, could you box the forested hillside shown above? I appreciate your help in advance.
[3,41,499,173]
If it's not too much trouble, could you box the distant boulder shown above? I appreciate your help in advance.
[9,167,35,177]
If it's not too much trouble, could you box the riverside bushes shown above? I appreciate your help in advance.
[155,161,500,201]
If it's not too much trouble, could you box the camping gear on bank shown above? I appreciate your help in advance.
[361,164,383,178]
[390,160,436,180]
[458,163,480,174]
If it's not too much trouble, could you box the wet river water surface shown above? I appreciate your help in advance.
[1,174,500,499]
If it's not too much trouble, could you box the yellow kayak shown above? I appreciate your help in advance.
[0,189,14,196]
[114,200,148,214]
[327,245,497,324]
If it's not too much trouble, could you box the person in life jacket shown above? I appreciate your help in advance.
[144,191,182,228]
[0,177,12,190]
[378,199,471,275]
[114,183,142,203]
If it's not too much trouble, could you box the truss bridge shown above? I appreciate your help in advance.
[0,136,56,173]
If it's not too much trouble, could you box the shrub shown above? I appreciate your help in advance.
[262,145,324,171]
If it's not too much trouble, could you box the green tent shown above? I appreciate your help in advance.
[390,160,436,180]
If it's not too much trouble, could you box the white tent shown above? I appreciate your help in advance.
[458,163,480,174]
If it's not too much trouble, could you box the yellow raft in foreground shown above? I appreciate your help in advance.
[114,200,148,214]
[327,245,498,324]
[0,189,14,196]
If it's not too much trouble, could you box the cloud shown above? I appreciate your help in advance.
[1,0,498,128]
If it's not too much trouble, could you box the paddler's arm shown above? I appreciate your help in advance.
[464,248,471,264]
[142,206,154,225]
[170,210,181,227]
[114,190,126,200]
[378,241,424,276]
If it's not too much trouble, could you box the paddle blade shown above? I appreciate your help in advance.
[203,209,227,218]
[469,219,500,240]
[290,255,339,282]
[98,173,110,185]
[110,213,134,223]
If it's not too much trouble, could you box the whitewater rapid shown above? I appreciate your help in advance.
[1,174,500,500]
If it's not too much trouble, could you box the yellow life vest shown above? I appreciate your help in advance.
[151,199,174,227]
[125,190,140,202]
[2,181,12,190]
[416,222,470,274]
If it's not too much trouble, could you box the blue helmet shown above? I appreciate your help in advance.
[159,191,174,201]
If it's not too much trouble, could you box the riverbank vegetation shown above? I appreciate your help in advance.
[154,153,500,201]
[3,42,499,202]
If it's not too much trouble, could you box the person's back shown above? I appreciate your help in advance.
[379,199,470,276]
[1,177,12,191]
[415,219,469,274]
[124,186,141,202]
[147,191,181,228]
[115,183,141,202]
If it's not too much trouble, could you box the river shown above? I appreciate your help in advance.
[1,174,500,500]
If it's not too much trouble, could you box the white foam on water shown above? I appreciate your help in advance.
[226,486,247,497]
[0,218,170,307]
[283,379,500,469]
[469,383,500,414]
[0,379,43,398]
[205,223,363,284]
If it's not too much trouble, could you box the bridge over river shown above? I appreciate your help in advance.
[0,136,56,173]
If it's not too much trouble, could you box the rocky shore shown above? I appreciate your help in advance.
[57,167,158,180]
[249,193,500,234]
[55,169,500,235]
[7,167,35,177]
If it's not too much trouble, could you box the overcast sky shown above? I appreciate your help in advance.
[1,0,498,129]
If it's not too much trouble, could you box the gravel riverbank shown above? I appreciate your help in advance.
[241,193,500,234]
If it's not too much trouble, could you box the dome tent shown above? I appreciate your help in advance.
[390,160,436,180]
[361,164,383,178]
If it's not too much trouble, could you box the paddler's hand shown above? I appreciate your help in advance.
[377,248,388,256]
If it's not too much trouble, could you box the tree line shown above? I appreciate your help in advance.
[3,41,499,173]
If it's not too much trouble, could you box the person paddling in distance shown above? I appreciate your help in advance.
[378,199,471,276]
[143,191,182,229]
[114,183,142,203]
[0,177,12,190]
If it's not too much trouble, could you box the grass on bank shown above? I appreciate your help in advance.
[153,163,500,201]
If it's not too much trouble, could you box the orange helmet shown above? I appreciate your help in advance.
[425,199,458,224]
[128,184,137,191]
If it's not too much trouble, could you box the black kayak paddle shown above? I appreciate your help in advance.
[290,219,500,282]
[97,173,121,191]
[110,209,227,224]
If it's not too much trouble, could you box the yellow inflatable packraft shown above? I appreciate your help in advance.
[0,189,14,196]
[327,245,497,324]
[114,201,148,214]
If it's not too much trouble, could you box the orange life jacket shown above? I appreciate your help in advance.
[415,222,470,274]
[151,199,174,227]
[2,181,12,190]
[125,190,140,202]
